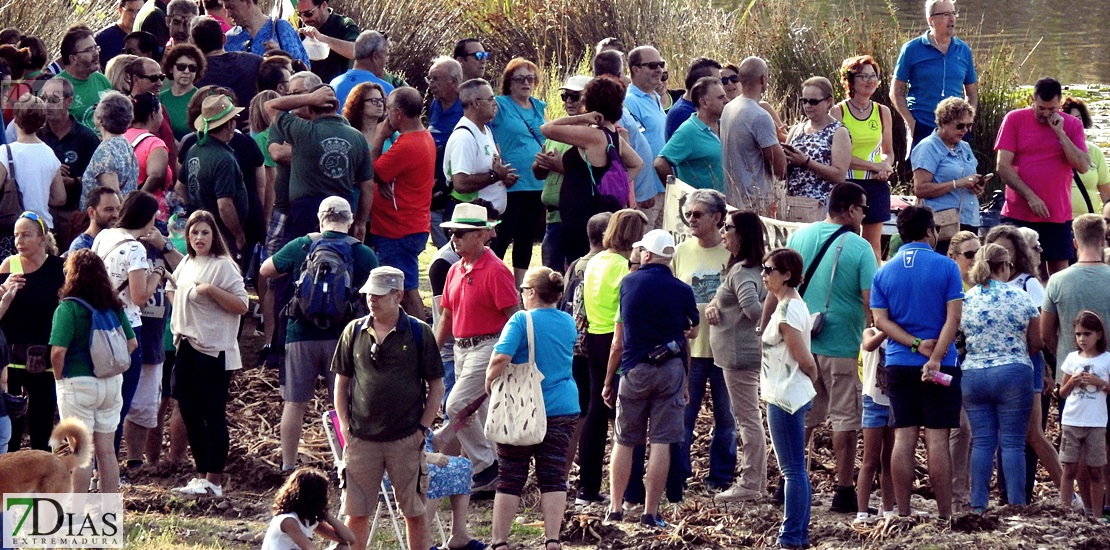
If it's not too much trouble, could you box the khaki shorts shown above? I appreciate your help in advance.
[804,355,862,432]
[341,430,428,518]
[1060,425,1108,467]
[56,375,124,434]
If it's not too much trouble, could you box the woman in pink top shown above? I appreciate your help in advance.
[124,93,174,224]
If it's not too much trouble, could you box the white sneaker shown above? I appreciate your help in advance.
[172,478,220,496]
[714,484,762,502]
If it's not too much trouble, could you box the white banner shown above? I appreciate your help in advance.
[663,179,808,250]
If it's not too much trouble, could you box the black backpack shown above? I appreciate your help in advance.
[286,233,361,330]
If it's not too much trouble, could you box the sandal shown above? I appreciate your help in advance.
[545,539,562,550]
[489,543,507,550]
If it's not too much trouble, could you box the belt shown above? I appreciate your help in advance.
[456,333,499,349]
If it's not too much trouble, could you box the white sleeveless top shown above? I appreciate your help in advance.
[261,513,317,550]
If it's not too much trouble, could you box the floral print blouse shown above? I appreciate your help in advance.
[786,120,844,204]
[960,280,1037,370]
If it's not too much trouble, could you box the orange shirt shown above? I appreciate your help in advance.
[370,129,435,239]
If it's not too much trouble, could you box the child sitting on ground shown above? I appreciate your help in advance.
[1058,311,1110,517]
[262,468,357,550]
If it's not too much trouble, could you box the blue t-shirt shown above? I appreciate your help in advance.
[490,95,546,192]
[67,233,95,256]
[618,264,699,374]
[330,69,394,114]
[225,19,309,66]
[625,85,667,197]
[910,132,981,226]
[429,98,463,148]
[620,108,664,201]
[658,114,724,192]
[493,308,579,417]
[871,242,963,367]
[893,32,978,128]
[664,97,697,141]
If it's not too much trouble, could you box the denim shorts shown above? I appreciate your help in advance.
[370,233,429,291]
[861,394,893,429]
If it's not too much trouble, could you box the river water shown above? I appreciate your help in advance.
[820,0,1109,85]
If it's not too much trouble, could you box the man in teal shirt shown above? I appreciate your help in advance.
[655,77,726,192]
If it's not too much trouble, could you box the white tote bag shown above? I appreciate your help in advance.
[484,312,547,446]
[760,299,816,414]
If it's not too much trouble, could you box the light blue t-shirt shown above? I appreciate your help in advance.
[893,32,978,128]
[493,308,580,417]
[625,84,666,196]
[490,95,546,192]
[659,114,724,193]
[330,69,395,113]
[910,132,981,226]
[225,19,309,66]
[871,242,964,367]
[620,108,663,201]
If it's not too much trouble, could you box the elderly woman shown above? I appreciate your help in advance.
[911,97,986,256]
[1062,97,1110,218]
[708,210,768,502]
[760,247,816,549]
[542,76,643,264]
[985,224,1062,499]
[575,209,647,506]
[80,91,139,209]
[485,266,579,550]
[0,212,63,452]
[490,57,548,285]
[535,75,590,271]
[49,249,138,494]
[959,243,1041,511]
[832,56,894,260]
[160,43,206,141]
[0,94,65,242]
[168,210,248,497]
[783,76,851,221]
[341,82,387,147]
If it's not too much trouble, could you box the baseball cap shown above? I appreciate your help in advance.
[360,266,405,295]
[559,75,591,92]
[318,196,353,216]
[633,229,676,258]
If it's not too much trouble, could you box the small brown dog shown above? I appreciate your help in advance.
[0,419,93,496]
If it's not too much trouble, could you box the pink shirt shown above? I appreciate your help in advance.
[123,127,174,221]
[995,108,1087,223]
[440,248,518,338]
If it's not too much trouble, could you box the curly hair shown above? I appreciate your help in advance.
[500,57,539,97]
[934,96,975,128]
[584,75,625,123]
[272,468,330,527]
[839,55,880,95]
[60,249,124,311]
[341,82,386,134]
[984,224,1037,279]
[162,43,206,83]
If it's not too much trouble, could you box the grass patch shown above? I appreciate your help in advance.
[126,512,260,550]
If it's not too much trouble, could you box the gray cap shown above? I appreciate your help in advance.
[359,266,405,295]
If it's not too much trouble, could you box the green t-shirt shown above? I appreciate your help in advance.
[274,111,373,203]
[583,250,629,335]
[59,70,113,130]
[49,300,135,378]
[160,87,197,141]
[184,138,248,231]
[253,128,276,167]
[271,231,380,342]
[540,141,572,224]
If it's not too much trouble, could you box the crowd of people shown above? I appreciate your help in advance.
[2,0,1110,549]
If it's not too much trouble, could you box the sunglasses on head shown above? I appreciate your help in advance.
[468,51,491,61]
[560,91,581,102]
[18,211,46,234]
[636,61,666,70]
[174,63,197,73]
[720,75,740,84]
[798,96,829,106]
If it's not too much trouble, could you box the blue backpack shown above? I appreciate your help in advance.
[288,233,361,330]
[63,297,132,378]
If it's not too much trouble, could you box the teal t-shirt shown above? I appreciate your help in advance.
[786,222,877,357]
[49,299,135,378]
[658,114,724,192]
[271,231,379,342]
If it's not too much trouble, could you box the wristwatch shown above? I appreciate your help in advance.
[417,423,432,437]
[162,240,175,253]
[488,169,498,183]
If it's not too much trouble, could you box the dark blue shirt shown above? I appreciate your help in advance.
[618,263,699,374]
[429,97,463,148]
[664,97,697,141]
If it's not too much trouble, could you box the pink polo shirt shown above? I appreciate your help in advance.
[995,107,1087,223]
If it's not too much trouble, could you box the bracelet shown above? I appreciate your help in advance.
[952,179,957,190]
[910,337,922,354]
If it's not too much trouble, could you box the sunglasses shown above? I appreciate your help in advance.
[174,63,198,73]
[960,250,978,260]
[298,4,319,18]
[519,286,532,292]
[954,122,972,131]
[720,75,739,84]
[41,94,65,104]
[684,210,707,220]
[511,75,537,85]
[761,264,781,275]
[635,61,666,70]
[136,73,166,83]
[467,51,491,61]
[855,203,869,214]
[447,228,479,238]
[798,97,830,106]
[560,91,581,102]
[722,224,736,232]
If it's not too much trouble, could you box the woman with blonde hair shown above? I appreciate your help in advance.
[783,76,851,219]
[946,230,980,290]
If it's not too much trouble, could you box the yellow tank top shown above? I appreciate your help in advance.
[838,102,883,180]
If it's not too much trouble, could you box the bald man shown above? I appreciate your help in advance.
[720,56,786,210]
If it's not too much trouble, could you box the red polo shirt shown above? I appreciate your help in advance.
[370,129,435,238]
[440,248,518,338]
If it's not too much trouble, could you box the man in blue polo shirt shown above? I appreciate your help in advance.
[602,229,699,529]
[331,30,395,112]
[871,205,964,520]
[427,56,464,248]
[625,45,669,228]
[656,77,726,193]
[890,0,978,149]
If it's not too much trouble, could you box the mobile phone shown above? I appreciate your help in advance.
[981,172,994,182]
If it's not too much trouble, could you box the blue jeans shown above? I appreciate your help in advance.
[430,208,449,249]
[679,358,736,488]
[541,223,566,271]
[962,363,1033,508]
[0,415,10,454]
[441,360,455,419]
[768,401,811,548]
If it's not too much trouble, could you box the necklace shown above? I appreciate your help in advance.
[847,97,872,115]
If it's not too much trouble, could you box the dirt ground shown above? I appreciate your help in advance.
[116,312,1110,549]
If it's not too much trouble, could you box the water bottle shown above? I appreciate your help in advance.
[923,369,953,386]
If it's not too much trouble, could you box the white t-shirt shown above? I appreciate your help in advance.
[91,228,150,328]
[1060,350,1110,428]
[1007,273,1045,310]
[0,142,61,228]
[861,337,890,405]
[260,512,317,550]
[443,115,506,213]
[760,298,815,412]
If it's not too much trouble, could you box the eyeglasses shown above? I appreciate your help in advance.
[560,91,581,102]
[75,45,100,55]
[960,250,978,260]
[761,264,780,275]
[684,210,707,220]
[18,211,46,235]
[854,73,880,82]
[471,96,496,104]
[519,286,532,292]
[854,203,869,214]
[931,10,958,18]
[798,97,830,106]
[41,94,65,104]
[466,51,491,61]
[136,73,166,83]
[511,75,537,85]
[954,122,972,131]
[722,224,736,232]
[634,61,666,70]
[298,5,319,18]
[365,97,386,106]
[720,75,740,84]
[174,63,198,73]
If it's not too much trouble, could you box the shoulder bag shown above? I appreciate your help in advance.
[1074,169,1095,214]
[0,144,25,228]
[797,225,851,298]
[809,234,847,337]
[484,311,547,446]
